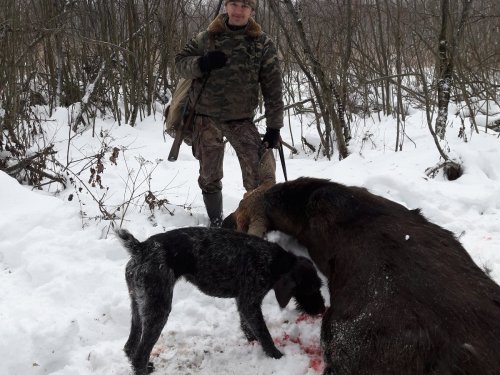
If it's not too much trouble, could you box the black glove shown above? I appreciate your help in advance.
[262,127,281,149]
[199,51,227,73]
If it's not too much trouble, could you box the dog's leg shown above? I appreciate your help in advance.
[131,273,175,375]
[236,298,283,359]
[238,312,257,342]
[124,268,142,360]
[124,291,142,360]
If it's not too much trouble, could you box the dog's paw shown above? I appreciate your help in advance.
[147,361,155,373]
[244,333,257,342]
[267,347,284,359]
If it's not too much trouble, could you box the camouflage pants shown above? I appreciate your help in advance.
[192,116,264,193]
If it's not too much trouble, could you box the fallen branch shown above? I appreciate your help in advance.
[2,146,66,188]
[301,136,316,153]
[253,98,313,123]
[3,149,55,175]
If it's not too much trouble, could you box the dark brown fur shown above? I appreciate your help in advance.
[232,177,500,374]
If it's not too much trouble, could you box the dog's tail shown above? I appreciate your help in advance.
[115,228,142,257]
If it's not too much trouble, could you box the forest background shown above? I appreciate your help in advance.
[1,0,499,180]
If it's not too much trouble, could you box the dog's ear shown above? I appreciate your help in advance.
[271,248,297,307]
[273,274,296,308]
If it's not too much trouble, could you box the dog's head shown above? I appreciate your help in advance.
[273,256,325,315]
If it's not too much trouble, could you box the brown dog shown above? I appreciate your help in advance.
[224,177,500,375]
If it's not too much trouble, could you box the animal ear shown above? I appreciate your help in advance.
[273,275,296,308]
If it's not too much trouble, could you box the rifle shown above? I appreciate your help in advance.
[167,106,195,162]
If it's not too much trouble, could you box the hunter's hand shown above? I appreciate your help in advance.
[199,51,227,73]
[262,127,281,149]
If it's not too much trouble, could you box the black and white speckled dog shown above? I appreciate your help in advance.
[116,227,325,375]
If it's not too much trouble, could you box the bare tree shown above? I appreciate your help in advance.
[269,0,349,160]
[1,0,499,183]
[435,0,473,139]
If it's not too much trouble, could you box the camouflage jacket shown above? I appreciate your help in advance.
[175,14,284,130]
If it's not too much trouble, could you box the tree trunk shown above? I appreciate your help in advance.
[435,0,473,140]
[271,0,349,160]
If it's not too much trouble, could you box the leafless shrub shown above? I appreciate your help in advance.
[1,0,498,185]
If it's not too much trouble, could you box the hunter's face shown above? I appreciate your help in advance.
[225,1,253,27]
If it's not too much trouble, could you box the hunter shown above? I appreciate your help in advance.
[175,0,284,227]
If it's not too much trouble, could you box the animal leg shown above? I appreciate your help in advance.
[237,299,283,359]
[130,281,174,375]
[238,310,257,342]
[124,292,142,360]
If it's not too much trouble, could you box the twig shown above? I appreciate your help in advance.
[254,98,313,123]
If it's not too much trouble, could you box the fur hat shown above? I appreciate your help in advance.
[224,0,257,10]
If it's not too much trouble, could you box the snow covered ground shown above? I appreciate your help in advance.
[1,103,499,374]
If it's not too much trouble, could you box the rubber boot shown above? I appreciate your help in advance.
[203,191,223,228]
